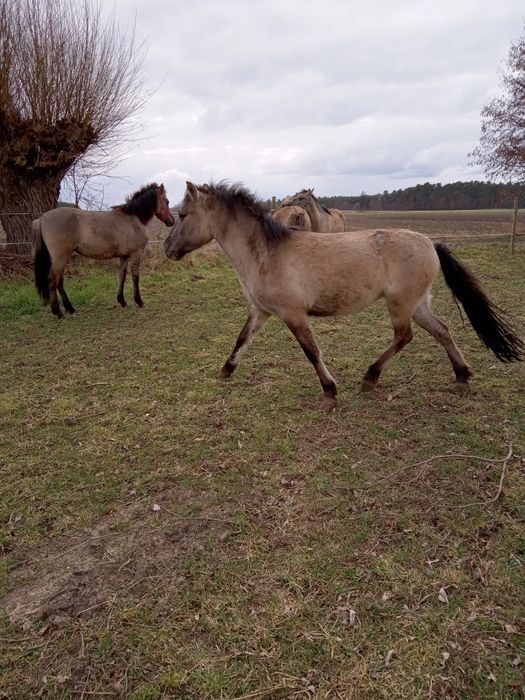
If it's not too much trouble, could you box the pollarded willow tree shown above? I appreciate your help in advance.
[0,0,146,254]
[470,27,525,182]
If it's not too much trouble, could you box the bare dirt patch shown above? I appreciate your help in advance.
[1,489,233,630]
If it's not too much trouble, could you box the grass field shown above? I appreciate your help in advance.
[1,217,524,698]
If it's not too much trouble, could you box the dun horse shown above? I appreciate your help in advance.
[278,188,345,232]
[164,181,523,410]
[33,183,175,317]
[272,205,312,230]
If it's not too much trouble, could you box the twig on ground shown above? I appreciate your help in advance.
[452,443,513,509]
[358,443,514,489]
[230,686,286,700]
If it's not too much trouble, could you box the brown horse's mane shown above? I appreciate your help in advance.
[113,183,159,224]
[202,181,290,243]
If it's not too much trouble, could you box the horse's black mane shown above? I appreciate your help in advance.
[117,183,158,224]
[201,181,290,243]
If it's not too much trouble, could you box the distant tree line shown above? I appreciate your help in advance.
[316,181,525,211]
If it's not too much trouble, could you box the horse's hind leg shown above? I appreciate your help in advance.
[48,261,67,318]
[117,256,129,307]
[58,275,75,314]
[412,296,472,385]
[284,316,338,411]
[129,252,143,307]
[220,308,269,378]
[361,305,414,391]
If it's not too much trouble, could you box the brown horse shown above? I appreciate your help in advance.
[278,188,345,232]
[33,183,175,317]
[164,181,523,410]
[272,205,312,230]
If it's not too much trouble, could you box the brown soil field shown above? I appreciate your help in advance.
[343,209,524,245]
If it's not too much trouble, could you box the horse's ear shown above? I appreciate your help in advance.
[186,181,200,200]
[158,183,165,193]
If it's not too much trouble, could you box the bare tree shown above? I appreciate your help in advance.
[0,0,146,253]
[470,27,525,182]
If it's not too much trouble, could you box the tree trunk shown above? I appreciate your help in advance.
[0,168,62,255]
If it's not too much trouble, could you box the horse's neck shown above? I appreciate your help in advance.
[214,215,268,284]
[304,197,323,227]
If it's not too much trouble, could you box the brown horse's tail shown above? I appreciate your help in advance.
[435,243,523,362]
[33,219,51,301]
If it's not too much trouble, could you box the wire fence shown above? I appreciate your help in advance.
[0,209,169,247]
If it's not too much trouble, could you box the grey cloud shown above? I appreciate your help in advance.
[81,0,525,204]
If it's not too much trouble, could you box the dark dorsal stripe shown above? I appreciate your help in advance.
[200,181,290,243]
[118,183,159,224]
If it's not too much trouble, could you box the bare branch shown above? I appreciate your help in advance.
[0,0,148,250]
[470,25,525,181]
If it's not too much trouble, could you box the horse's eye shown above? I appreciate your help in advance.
[179,213,186,220]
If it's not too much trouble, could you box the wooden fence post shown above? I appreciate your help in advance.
[271,196,276,211]
[510,196,518,254]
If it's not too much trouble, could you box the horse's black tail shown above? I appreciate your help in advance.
[435,243,523,362]
[33,219,51,301]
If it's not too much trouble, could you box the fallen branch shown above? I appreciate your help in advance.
[359,443,514,489]
[452,443,513,509]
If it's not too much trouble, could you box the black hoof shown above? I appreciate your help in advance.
[134,298,144,308]
[65,305,75,315]
[117,295,127,307]
[220,362,235,378]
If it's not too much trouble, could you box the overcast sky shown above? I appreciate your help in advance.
[87,0,524,206]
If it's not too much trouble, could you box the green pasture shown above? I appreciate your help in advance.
[0,243,524,699]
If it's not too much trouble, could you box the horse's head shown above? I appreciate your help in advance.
[279,188,314,209]
[163,182,216,260]
[155,184,175,227]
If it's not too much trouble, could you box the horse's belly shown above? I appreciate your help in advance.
[75,242,122,259]
[308,287,380,317]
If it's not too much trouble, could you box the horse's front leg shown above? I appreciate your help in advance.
[117,256,129,307]
[284,317,338,411]
[129,252,144,307]
[220,308,270,378]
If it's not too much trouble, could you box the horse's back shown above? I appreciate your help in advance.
[38,207,147,259]
[273,227,439,315]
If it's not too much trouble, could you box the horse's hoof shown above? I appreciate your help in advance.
[135,301,144,308]
[220,363,234,379]
[453,380,471,396]
[360,379,376,392]
[321,396,337,412]
[117,297,127,308]
[66,306,75,315]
